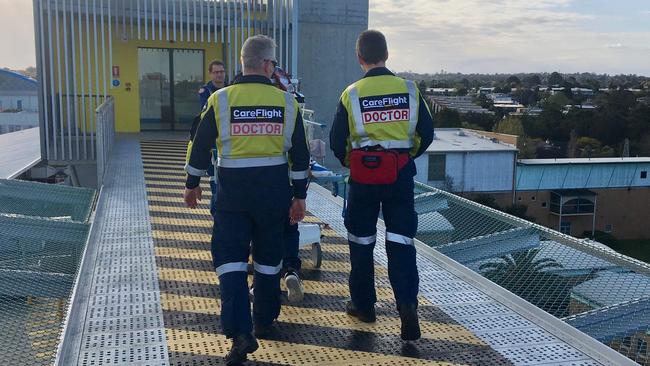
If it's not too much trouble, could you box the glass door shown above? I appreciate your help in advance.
[138,48,204,130]
[172,49,204,130]
[138,48,171,130]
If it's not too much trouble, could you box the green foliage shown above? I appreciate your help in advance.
[504,204,536,222]
[417,80,427,94]
[518,136,541,159]
[583,230,618,246]
[544,93,571,109]
[434,109,462,128]
[494,116,525,136]
[463,111,498,131]
[548,71,564,86]
[506,75,521,87]
[512,88,539,106]
[479,248,595,317]
[455,87,468,96]
[461,121,484,131]
[396,71,650,156]
[472,194,498,209]
[523,74,542,87]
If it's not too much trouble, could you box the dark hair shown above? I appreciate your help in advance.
[208,60,225,72]
[356,30,388,64]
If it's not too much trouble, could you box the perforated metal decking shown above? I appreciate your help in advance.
[60,136,633,365]
[140,139,516,366]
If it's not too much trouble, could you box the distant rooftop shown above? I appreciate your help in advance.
[427,128,518,153]
[0,69,37,94]
[519,157,650,165]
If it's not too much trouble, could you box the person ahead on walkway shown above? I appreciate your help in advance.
[184,35,310,365]
[329,29,434,341]
[186,60,227,217]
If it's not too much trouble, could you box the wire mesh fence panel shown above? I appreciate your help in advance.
[318,177,650,364]
[0,179,95,365]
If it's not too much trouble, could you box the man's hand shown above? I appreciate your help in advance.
[289,198,306,225]
[184,187,202,208]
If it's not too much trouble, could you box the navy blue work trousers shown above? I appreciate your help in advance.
[344,165,419,311]
[211,206,288,338]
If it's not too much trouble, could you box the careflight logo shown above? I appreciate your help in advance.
[230,106,284,136]
[359,93,410,124]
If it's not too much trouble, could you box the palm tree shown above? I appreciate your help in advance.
[480,248,571,316]
[479,248,563,280]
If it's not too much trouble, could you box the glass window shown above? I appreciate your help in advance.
[172,49,204,130]
[560,221,571,235]
[138,48,204,130]
[427,154,446,181]
[641,171,648,179]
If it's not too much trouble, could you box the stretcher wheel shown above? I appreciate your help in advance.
[311,242,322,268]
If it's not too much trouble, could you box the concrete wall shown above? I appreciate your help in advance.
[416,151,517,193]
[296,0,368,169]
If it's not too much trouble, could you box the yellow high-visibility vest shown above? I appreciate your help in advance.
[341,75,422,156]
[203,82,299,168]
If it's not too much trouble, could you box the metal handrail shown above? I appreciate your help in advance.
[95,97,114,187]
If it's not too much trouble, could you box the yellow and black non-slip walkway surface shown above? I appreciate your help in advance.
[140,139,513,366]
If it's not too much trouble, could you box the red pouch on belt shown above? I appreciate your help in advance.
[350,148,410,185]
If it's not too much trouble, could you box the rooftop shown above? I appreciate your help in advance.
[2,134,649,366]
[519,158,650,165]
[0,69,37,95]
[0,128,41,179]
[427,128,518,153]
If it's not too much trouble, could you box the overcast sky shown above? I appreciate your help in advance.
[1,0,649,75]
[369,0,650,75]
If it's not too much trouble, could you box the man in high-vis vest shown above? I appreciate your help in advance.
[330,30,434,341]
[184,35,310,365]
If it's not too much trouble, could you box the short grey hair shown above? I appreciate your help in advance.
[241,35,276,70]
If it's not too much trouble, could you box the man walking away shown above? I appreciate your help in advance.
[329,29,434,341]
[184,35,310,364]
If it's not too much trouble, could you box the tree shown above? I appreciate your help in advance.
[479,249,564,315]
[512,89,539,106]
[417,80,427,94]
[507,75,521,87]
[434,109,462,128]
[523,74,542,88]
[518,136,541,159]
[463,112,498,131]
[494,116,525,136]
[548,71,564,86]
[544,92,570,109]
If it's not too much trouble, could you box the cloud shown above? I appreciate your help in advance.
[369,0,650,75]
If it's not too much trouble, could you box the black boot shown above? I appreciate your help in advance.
[225,333,259,366]
[398,303,421,341]
[254,321,275,339]
[345,300,376,323]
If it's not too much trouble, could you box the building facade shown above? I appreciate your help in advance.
[493,158,650,239]
[414,128,518,195]
[32,0,367,164]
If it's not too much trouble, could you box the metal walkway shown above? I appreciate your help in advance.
[57,136,636,365]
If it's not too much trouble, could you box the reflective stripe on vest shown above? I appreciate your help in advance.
[348,79,418,149]
[218,155,288,168]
